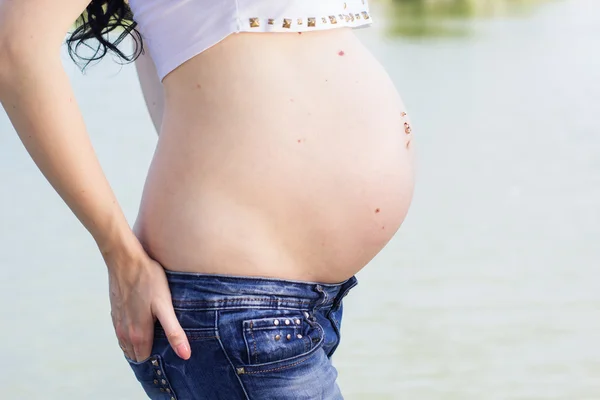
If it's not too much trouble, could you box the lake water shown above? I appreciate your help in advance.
[1,0,599,398]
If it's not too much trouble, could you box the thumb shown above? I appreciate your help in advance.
[153,300,191,360]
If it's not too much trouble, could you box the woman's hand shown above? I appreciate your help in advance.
[105,245,191,363]
[0,0,190,365]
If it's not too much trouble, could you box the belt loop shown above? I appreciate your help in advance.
[332,276,358,311]
[309,284,328,320]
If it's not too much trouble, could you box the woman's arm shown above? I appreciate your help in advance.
[134,38,164,135]
[0,0,190,362]
[0,0,133,254]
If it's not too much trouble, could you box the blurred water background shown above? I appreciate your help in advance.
[1,0,599,398]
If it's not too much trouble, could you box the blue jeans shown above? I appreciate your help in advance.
[125,271,358,399]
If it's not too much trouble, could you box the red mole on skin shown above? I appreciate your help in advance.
[338,50,345,56]
[375,208,381,213]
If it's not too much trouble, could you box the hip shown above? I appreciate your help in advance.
[124,272,358,399]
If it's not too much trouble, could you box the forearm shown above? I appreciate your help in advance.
[0,50,139,259]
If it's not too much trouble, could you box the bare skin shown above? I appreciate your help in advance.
[134,30,415,283]
[0,1,414,366]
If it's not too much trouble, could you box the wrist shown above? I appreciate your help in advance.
[95,219,146,271]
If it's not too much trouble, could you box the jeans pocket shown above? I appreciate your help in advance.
[126,354,178,400]
[242,313,324,367]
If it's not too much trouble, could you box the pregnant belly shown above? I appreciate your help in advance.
[134,30,415,283]
[135,122,414,283]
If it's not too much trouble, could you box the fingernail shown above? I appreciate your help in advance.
[176,343,190,359]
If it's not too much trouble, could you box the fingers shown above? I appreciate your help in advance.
[108,258,189,362]
[153,300,191,360]
[115,318,154,362]
[130,327,154,362]
[118,340,135,361]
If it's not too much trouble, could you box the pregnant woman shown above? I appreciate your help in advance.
[0,0,415,398]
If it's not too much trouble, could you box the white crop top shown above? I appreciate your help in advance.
[128,0,373,81]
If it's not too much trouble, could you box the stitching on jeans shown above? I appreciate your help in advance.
[173,306,315,313]
[215,312,251,400]
[171,299,337,312]
[186,335,219,340]
[247,326,299,332]
[157,333,218,340]
[250,326,259,364]
[155,329,218,340]
[155,329,219,339]
[244,319,324,374]
[242,353,313,374]
[243,326,252,365]
[174,298,308,304]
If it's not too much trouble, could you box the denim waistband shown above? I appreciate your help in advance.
[165,271,358,312]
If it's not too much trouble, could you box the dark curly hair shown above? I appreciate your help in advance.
[67,0,143,70]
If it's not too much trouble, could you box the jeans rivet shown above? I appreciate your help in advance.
[286,334,292,340]
[285,319,290,325]
[156,370,162,376]
[297,334,303,339]
[151,359,159,367]
[166,389,171,393]
[295,319,301,325]
[161,379,166,385]
[274,319,280,326]
[275,334,281,341]
[153,379,158,385]
[303,312,310,318]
